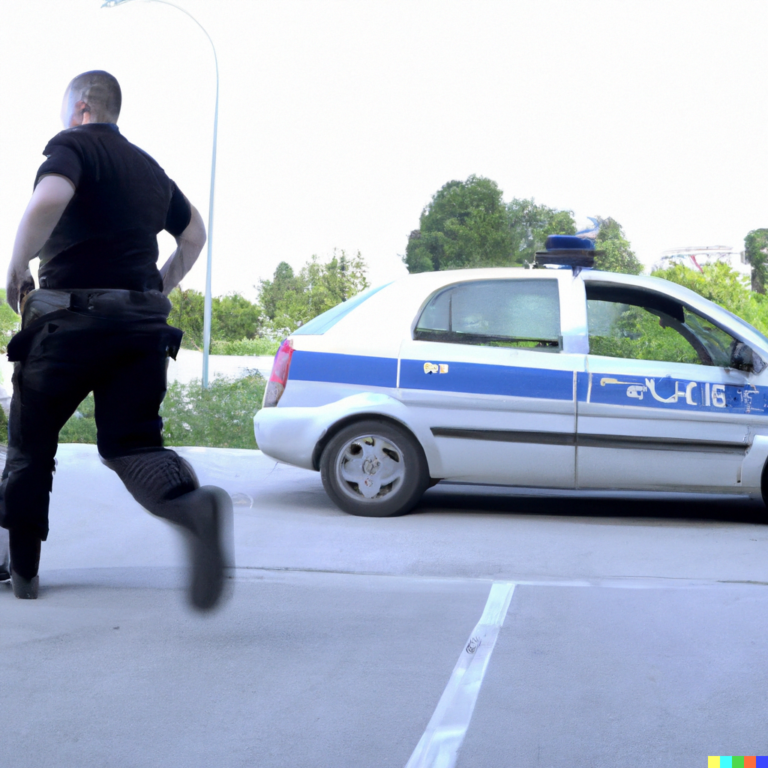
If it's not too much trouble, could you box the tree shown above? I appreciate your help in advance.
[168,288,263,350]
[652,260,768,337]
[168,288,204,349]
[594,217,642,275]
[258,250,369,334]
[404,176,513,272]
[257,261,303,322]
[507,198,576,266]
[744,228,768,294]
[212,293,263,342]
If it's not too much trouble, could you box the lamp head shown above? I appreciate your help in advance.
[101,0,135,7]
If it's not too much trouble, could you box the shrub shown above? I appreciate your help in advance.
[210,337,280,356]
[54,374,266,450]
[58,393,97,444]
[162,374,265,449]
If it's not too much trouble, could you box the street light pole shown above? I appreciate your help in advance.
[102,0,218,388]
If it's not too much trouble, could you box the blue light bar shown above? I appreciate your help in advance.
[545,235,595,251]
[534,234,599,270]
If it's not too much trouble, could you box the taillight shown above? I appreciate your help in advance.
[263,339,294,407]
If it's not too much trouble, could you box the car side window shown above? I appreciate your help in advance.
[414,279,561,350]
[587,286,740,367]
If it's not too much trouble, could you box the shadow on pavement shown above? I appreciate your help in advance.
[418,484,767,526]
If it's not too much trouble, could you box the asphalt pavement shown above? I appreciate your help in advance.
[3,444,768,767]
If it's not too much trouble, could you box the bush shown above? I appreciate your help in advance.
[210,337,280,356]
[58,393,97,444]
[162,374,265,449]
[55,374,266,449]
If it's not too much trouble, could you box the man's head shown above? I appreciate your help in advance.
[61,71,122,128]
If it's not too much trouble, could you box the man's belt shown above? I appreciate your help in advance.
[8,288,180,364]
[22,288,172,327]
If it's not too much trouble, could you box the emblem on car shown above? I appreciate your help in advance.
[424,363,449,374]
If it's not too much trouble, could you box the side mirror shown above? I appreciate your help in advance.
[730,341,756,372]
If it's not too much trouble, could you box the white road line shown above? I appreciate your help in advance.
[405,581,516,768]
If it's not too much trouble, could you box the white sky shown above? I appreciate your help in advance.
[1,0,767,299]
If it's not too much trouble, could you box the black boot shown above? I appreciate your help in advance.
[0,533,10,582]
[160,486,233,611]
[103,452,233,610]
[0,561,9,582]
[9,527,41,599]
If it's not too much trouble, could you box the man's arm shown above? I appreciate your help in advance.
[7,175,75,314]
[159,204,206,296]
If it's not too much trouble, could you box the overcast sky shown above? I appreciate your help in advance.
[1,0,767,298]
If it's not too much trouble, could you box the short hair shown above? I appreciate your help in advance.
[66,70,122,122]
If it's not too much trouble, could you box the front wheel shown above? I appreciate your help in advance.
[320,419,429,517]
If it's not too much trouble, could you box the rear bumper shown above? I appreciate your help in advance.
[254,392,433,472]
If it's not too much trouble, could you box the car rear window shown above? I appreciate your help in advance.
[414,279,561,349]
[292,282,392,335]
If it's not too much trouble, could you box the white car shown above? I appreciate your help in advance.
[254,255,768,517]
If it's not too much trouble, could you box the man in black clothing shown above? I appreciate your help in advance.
[0,70,232,608]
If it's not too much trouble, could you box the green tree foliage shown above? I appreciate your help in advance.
[404,176,513,272]
[168,288,263,350]
[0,289,20,353]
[594,217,642,275]
[404,177,638,274]
[258,250,369,334]
[652,261,768,336]
[744,228,768,294]
[168,288,204,349]
[507,198,576,266]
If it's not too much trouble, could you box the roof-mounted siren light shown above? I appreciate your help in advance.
[534,218,601,272]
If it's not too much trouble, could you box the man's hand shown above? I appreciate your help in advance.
[6,266,35,315]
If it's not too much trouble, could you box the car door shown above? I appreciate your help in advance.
[576,280,757,491]
[397,273,585,487]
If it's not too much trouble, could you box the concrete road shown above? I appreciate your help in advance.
[3,444,768,766]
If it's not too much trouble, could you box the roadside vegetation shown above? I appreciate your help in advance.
[57,374,266,450]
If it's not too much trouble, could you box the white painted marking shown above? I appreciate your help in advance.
[405,581,516,768]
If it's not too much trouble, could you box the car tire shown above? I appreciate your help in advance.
[320,419,429,517]
[759,462,768,522]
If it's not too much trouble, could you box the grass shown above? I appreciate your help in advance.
[210,338,280,356]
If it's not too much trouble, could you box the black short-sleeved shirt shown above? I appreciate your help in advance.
[35,123,192,292]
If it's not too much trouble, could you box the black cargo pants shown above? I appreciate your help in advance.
[0,290,191,541]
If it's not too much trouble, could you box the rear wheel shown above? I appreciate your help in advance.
[759,462,768,523]
[320,419,429,517]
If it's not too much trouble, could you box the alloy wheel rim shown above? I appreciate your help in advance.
[334,433,405,501]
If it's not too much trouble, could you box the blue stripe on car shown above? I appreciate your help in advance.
[399,358,574,400]
[290,350,398,387]
[288,350,768,415]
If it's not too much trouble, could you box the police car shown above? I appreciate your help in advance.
[254,236,768,517]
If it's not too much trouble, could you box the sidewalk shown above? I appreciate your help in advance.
[166,348,273,385]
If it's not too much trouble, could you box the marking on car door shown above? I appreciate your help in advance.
[582,371,764,414]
